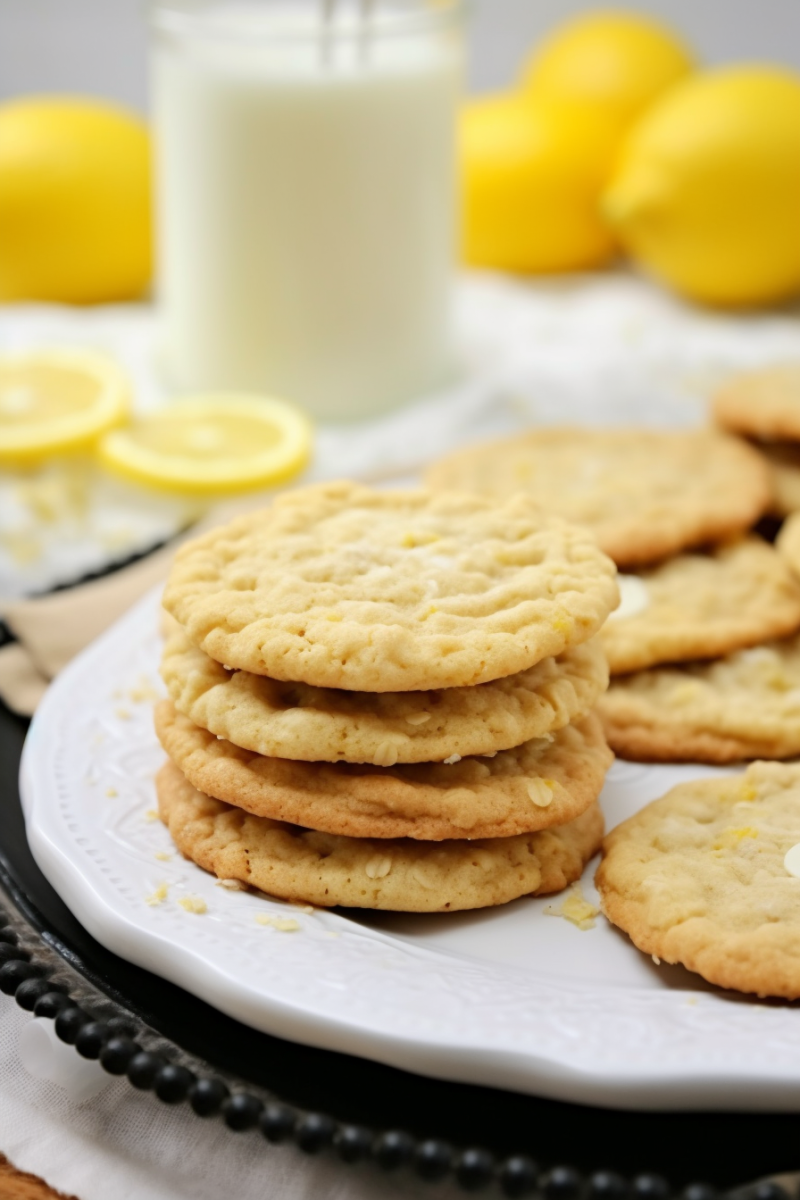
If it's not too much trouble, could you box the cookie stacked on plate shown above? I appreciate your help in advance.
[427,426,800,763]
[154,481,619,912]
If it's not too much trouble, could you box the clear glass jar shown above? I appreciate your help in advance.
[150,0,464,420]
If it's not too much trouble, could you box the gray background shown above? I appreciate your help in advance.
[1,0,799,109]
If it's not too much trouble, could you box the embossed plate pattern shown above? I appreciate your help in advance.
[20,590,800,1111]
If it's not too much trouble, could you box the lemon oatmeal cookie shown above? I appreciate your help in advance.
[758,444,800,517]
[425,428,772,568]
[157,760,604,912]
[161,627,608,765]
[603,538,800,675]
[596,763,800,998]
[155,700,613,841]
[162,481,619,692]
[598,633,800,763]
[777,511,800,577]
[713,363,800,442]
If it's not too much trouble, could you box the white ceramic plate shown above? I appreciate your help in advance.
[20,590,800,1112]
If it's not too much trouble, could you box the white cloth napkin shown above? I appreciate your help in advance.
[0,1000,464,1200]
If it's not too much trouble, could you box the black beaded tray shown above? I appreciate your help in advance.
[2,701,800,1196]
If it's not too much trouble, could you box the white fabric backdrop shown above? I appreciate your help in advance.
[0,999,467,1199]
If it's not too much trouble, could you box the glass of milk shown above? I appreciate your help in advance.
[151,0,463,421]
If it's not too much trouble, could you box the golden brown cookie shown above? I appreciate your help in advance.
[596,763,800,998]
[425,427,772,568]
[155,699,613,841]
[713,363,800,441]
[777,510,800,577]
[162,481,619,692]
[598,634,800,763]
[757,443,800,517]
[157,760,604,912]
[161,627,608,765]
[602,539,800,675]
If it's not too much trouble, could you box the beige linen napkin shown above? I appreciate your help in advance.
[0,495,270,718]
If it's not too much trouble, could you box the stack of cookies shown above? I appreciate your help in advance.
[428,426,800,763]
[154,481,619,912]
[713,363,800,520]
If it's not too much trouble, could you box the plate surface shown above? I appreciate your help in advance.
[20,589,800,1112]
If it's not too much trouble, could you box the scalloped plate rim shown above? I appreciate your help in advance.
[19,588,800,1112]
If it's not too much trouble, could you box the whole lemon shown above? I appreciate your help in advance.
[603,67,800,307]
[0,97,152,303]
[461,95,619,272]
[521,9,695,126]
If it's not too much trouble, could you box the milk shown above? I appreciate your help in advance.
[152,2,462,420]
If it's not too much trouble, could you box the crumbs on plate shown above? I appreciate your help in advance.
[255,914,301,932]
[544,883,600,931]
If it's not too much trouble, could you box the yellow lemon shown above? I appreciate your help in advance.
[603,67,800,307]
[0,97,152,303]
[98,395,313,495]
[461,94,619,272]
[0,349,131,465]
[521,9,695,126]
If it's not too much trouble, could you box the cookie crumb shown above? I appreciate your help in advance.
[215,878,248,891]
[105,787,118,798]
[146,882,169,906]
[323,930,340,939]
[154,851,172,862]
[256,914,300,932]
[129,676,161,704]
[179,895,207,914]
[114,707,131,721]
[544,883,599,930]
[144,809,159,822]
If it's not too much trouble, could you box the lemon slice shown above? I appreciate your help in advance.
[0,348,131,465]
[98,394,313,495]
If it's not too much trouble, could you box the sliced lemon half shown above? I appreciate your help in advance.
[98,394,313,495]
[0,348,131,465]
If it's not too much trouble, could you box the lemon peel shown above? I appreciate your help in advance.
[603,66,800,307]
[460,94,619,272]
[520,10,695,126]
[0,97,151,303]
